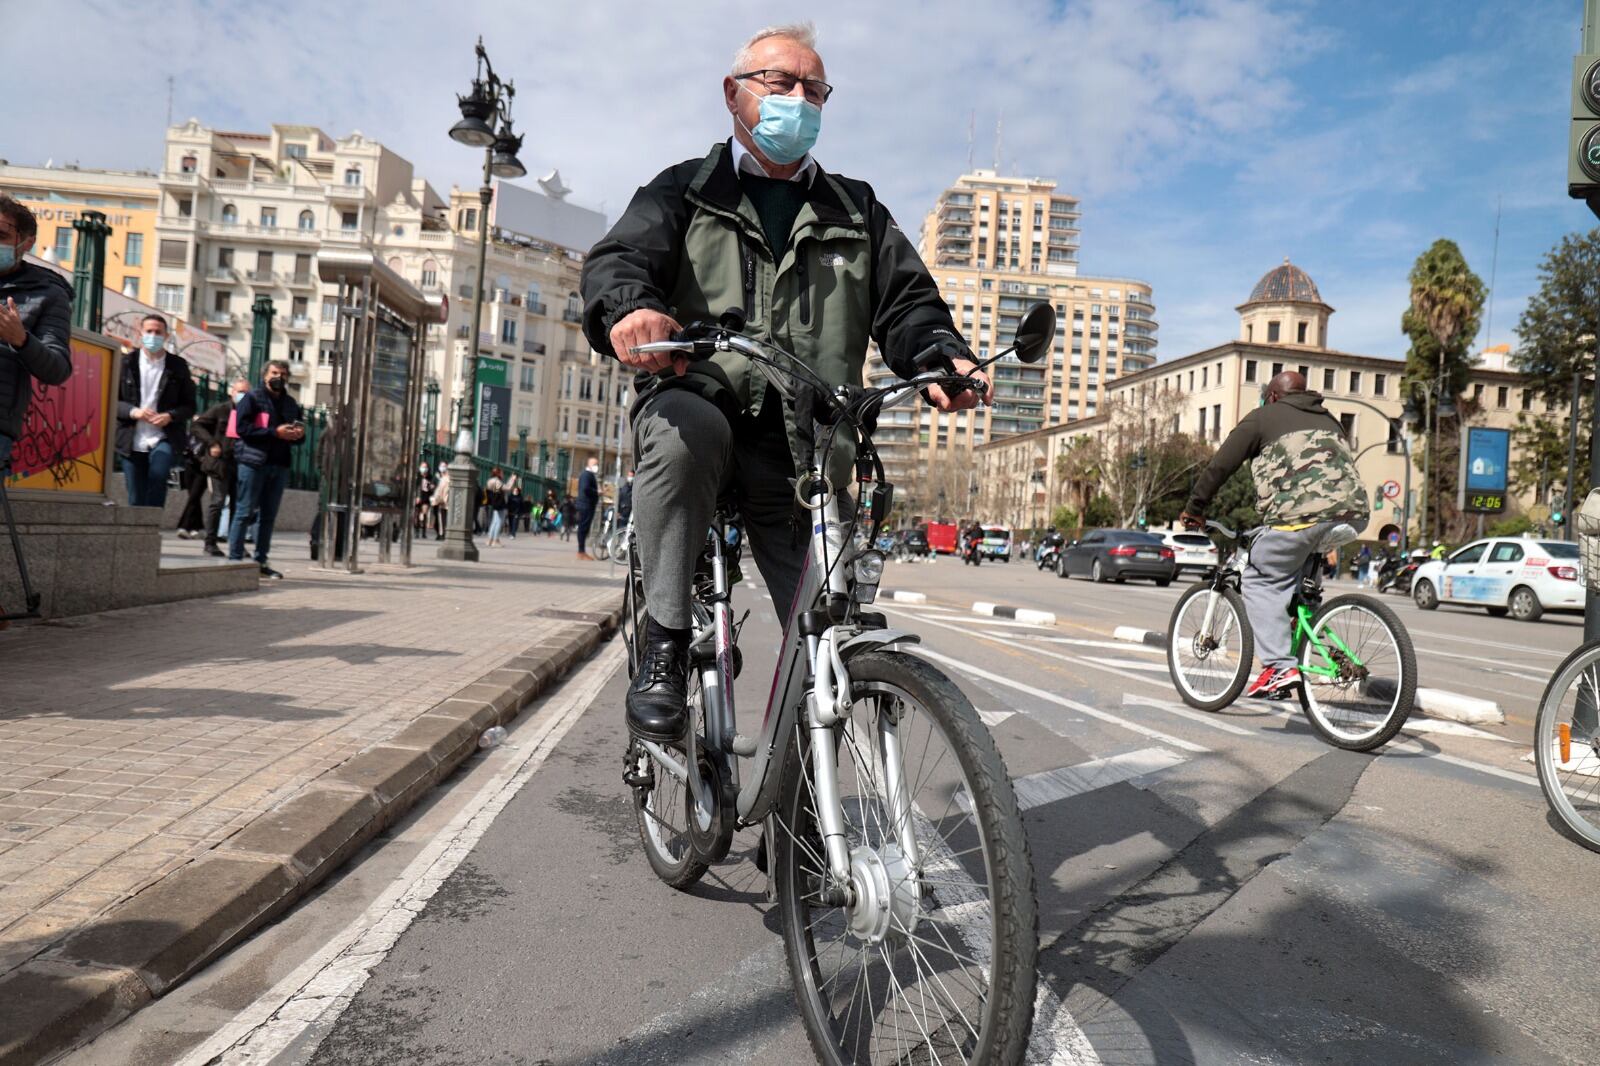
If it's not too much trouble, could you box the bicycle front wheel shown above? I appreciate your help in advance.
[1533,641,1600,852]
[1167,584,1253,711]
[1297,594,1416,751]
[773,651,1037,1066]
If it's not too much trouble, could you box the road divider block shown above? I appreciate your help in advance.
[972,602,1057,626]
[883,590,927,603]
[1414,688,1505,726]
[1114,625,1167,648]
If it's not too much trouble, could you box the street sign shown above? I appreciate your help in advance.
[1381,479,1401,500]
[1459,425,1510,515]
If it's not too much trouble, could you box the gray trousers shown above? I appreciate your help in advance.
[1241,521,1340,670]
[632,388,808,630]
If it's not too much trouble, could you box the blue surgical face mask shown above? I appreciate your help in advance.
[738,84,822,165]
[0,241,16,272]
[141,332,165,353]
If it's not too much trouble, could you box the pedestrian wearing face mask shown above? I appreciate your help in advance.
[0,195,73,478]
[115,313,197,509]
[190,378,249,557]
[581,23,975,741]
[228,359,305,579]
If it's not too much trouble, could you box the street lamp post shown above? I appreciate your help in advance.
[439,36,527,564]
[424,380,441,450]
[517,426,529,469]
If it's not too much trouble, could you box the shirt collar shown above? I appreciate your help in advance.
[730,136,815,184]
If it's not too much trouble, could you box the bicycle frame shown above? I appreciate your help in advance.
[634,472,920,894]
[1292,604,1365,679]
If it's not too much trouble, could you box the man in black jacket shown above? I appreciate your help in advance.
[581,23,981,742]
[115,313,197,509]
[575,457,600,560]
[228,360,304,579]
[190,378,248,556]
[0,195,73,473]
[1182,371,1369,698]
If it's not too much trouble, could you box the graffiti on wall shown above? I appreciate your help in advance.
[6,335,115,494]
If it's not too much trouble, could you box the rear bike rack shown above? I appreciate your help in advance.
[0,475,43,623]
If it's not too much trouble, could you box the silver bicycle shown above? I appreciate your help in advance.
[620,306,1054,1065]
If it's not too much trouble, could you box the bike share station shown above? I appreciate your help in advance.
[312,248,442,573]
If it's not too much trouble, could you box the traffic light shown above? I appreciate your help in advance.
[1136,510,1148,529]
[1552,492,1567,527]
[1571,4,1600,206]
[1373,486,1384,510]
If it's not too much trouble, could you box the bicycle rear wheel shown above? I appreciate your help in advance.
[1167,584,1253,711]
[1297,594,1416,751]
[630,664,711,889]
[1533,641,1600,852]
[773,651,1037,1066]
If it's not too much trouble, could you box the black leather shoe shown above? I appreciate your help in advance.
[627,639,688,741]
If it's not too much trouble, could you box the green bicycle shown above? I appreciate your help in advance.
[1166,520,1418,751]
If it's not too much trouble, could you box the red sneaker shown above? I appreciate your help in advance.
[1245,667,1279,698]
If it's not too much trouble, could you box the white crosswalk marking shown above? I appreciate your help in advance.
[1005,747,1188,812]
[1121,693,1255,736]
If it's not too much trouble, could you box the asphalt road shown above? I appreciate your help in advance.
[67,552,1599,1065]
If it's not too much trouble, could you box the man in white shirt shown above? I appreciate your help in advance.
[115,313,196,508]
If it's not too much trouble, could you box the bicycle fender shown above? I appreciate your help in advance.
[838,629,921,656]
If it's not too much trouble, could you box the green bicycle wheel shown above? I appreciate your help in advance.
[1296,594,1416,751]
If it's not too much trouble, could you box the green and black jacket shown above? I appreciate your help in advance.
[580,140,962,477]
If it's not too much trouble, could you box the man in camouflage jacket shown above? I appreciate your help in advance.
[1183,371,1369,697]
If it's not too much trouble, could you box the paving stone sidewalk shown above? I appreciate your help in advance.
[0,530,622,984]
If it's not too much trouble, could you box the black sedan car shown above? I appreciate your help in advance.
[1056,529,1176,585]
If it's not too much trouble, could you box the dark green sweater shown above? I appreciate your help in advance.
[739,172,808,261]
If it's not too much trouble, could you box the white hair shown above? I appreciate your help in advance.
[732,22,819,74]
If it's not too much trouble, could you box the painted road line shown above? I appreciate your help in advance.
[1121,693,1256,737]
[1016,634,1165,654]
[1404,717,1515,742]
[1388,735,1540,789]
[1099,658,1172,673]
[177,642,627,1066]
[914,646,1209,753]
[1413,642,1549,683]
[977,708,1016,727]
[1405,626,1572,660]
[1006,747,1189,812]
[973,601,1059,626]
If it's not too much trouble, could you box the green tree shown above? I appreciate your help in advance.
[1206,465,1260,531]
[1055,388,1211,527]
[1401,239,1486,542]
[1049,505,1078,531]
[1512,228,1600,408]
[1084,494,1117,528]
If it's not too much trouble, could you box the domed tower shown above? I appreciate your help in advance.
[1237,259,1333,349]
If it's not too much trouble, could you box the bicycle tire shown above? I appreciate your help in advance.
[631,666,712,889]
[1297,594,1416,752]
[1533,640,1600,852]
[1167,584,1253,711]
[773,650,1037,1066]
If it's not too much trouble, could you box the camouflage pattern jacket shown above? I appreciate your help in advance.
[1188,391,1370,528]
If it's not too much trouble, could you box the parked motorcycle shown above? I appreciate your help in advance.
[1037,544,1061,571]
[1375,553,1422,595]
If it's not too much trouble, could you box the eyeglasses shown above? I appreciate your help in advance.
[734,69,833,106]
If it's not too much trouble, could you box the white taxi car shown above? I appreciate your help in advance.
[1412,537,1584,621]
[1160,531,1220,578]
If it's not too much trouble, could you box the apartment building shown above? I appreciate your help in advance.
[976,260,1539,529]
[0,163,161,302]
[863,169,1157,495]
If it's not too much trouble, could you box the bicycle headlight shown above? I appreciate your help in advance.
[851,549,885,603]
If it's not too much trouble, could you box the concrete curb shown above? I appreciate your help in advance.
[973,601,1057,626]
[883,590,927,603]
[1415,688,1506,726]
[0,592,624,1066]
[1114,625,1168,647]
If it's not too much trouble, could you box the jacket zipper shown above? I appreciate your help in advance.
[741,241,757,317]
[796,250,811,326]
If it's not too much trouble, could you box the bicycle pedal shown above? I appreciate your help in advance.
[621,746,655,789]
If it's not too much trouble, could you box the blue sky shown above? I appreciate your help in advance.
[6,0,1594,363]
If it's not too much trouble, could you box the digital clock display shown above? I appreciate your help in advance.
[1465,493,1506,514]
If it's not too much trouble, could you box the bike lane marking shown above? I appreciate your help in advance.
[962,747,1190,814]
[173,642,627,1066]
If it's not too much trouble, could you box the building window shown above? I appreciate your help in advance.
[125,232,143,266]
[1198,407,1207,439]
[221,203,238,223]
[213,290,231,313]
[1387,418,1403,454]
[322,297,338,324]
[520,363,536,391]
[1496,385,1508,408]
[1201,366,1207,388]
[180,154,197,173]
[579,375,594,401]
[318,346,335,367]
[343,166,362,185]
[1473,383,1485,403]
[288,340,305,363]
[285,143,307,160]
[1267,320,1280,343]
[1246,323,1253,342]
[500,319,517,344]
[1339,412,1357,447]
[1322,368,1335,391]
[1521,390,1533,411]
[461,208,478,231]
[156,284,184,312]
[1244,359,1257,383]
[1348,371,1361,393]
[340,211,358,231]
[1212,404,1221,440]
[422,259,438,288]
[158,238,186,267]
[291,295,308,320]
[577,414,590,437]
[1297,321,1308,344]
[122,276,139,299]
[1374,373,1387,396]
[298,209,315,231]
[53,227,71,262]
[1271,362,1283,377]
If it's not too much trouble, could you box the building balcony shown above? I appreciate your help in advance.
[279,315,312,332]
[560,347,590,364]
[159,170,201,188]
[324,182,374,204]
[279,271,315,288]
[157,215,199,234]
[204,219,322,242]
[456,325,471,339]
[523,339,546,355]
[561,309,583,324]
[527,301,548,316]
[203,311,235,329]
[1125,310,1158,329]
[206,266,237,282]
[323,227,368,244]
[246,269,276,284]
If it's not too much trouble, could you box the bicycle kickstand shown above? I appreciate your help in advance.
[0,479,43,623]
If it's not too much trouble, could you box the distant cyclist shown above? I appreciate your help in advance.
[1180,371,1369,698]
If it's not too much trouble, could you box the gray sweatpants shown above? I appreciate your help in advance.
[631,388,809,631]
[1241,521,1341,670]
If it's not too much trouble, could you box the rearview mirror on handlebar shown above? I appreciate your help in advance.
[1010,302,1056,364]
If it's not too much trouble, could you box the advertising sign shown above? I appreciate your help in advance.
[476,383,511,465]
[6,333,116,495]
[1460,426,1511,514]
[362,317,414,509]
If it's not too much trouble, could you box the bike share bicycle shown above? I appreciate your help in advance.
[618,305,1053,1065]
[1166,520,1417,751]
[1532,488,1600,852]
